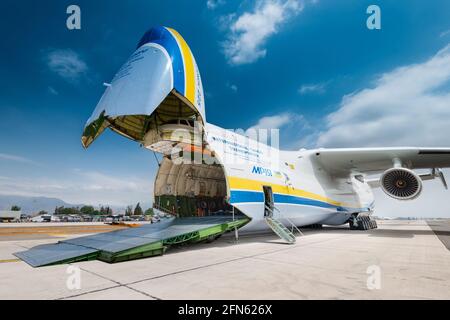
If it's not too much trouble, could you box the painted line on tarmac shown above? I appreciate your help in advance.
[0,259,21,263]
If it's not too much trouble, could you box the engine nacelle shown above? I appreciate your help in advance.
[380,168,422,200]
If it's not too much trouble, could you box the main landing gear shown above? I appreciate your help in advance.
[349,214,377,231]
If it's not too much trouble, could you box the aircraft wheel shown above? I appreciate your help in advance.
[363,219,369,230]
[358,219,364,230]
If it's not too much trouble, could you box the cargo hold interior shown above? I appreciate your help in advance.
[154,157,246,219]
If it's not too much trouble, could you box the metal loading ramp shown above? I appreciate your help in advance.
[15,216,250,267]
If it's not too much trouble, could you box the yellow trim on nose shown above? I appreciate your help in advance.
[166,27,196,106]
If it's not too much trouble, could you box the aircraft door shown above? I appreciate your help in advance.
[263,186,274,218]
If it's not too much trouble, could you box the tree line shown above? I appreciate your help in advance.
[53,203,153,216]
[9,203,154,216]
[53,205,114,216]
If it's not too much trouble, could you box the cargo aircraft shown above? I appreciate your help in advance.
[16,26,450,266]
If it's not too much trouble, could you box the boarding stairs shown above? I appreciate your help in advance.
[264,205,303,244]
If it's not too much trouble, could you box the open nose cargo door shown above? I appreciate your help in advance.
[81,26,206,153]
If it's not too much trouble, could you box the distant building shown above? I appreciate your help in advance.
[0,210,21,222]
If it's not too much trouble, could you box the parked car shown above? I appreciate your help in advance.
[151,216,161,223]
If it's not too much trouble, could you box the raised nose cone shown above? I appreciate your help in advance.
[81,26,205,149]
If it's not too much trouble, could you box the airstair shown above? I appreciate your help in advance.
[264,205,302,244]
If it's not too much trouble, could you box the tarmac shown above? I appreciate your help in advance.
[0,219,449,300]
[0,223,129,241]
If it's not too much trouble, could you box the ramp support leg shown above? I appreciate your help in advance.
[233,207,239,243]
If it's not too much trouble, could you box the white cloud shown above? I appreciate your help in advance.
[248,113,293,130]
[0,170,153,207]
[207,0,225,10]
[45,49,88,82]
[247,112,311,149]
[440,29,450,38]
[298,82,327,94]
[222,0,303,65]
[48,86,58,95]
[317,44,450,148]
[227,83,238,92]
[0,153,38,165]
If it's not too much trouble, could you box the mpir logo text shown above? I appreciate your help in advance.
[252,166,272,177]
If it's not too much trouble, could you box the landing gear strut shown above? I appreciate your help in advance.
[349,214,377,230]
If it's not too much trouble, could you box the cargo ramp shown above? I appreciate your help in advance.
[15,216,249,267]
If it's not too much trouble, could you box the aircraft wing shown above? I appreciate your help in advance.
[310,147,450,176]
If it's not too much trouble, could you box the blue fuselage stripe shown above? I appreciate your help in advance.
[230,190,370,212]
[230,190,265,203]
[274,193,337,209]
[230,190,335,208]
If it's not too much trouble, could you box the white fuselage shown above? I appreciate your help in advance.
[205,123,375,232]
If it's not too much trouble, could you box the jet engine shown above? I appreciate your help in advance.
[380,168,422,200]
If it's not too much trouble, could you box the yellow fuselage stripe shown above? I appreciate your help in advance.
[166,27,196,105]
[227,176,343,206]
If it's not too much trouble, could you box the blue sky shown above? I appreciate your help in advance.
[0,0,450,213]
